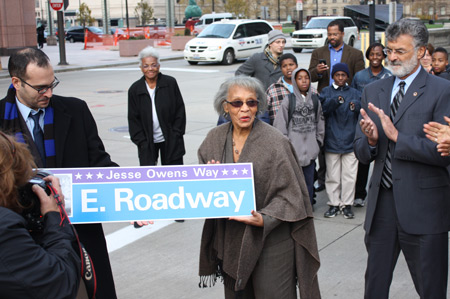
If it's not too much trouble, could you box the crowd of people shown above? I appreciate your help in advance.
[1,17,450,299]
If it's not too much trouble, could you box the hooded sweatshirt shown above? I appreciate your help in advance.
[273,68,325,166]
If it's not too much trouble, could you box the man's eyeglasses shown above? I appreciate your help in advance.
[225,100,259,108]
[18,77,60,95]
[383,47,415,56]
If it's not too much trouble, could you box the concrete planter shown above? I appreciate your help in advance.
[119,39,156,57]
[171,36,193,51]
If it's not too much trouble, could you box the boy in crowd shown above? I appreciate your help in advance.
[431,47,450,80]
[273,67,325,206]
[266,53,298,124]
[320,63,361,219]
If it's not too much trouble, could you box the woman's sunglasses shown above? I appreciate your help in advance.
[225,100,259,108]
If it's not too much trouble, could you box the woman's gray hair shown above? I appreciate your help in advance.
[385,19,428,48]
[213,76,267,116]
[138,46,160,66]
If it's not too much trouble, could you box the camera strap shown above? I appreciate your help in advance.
[77,236,97,298]
[48,183,97,299]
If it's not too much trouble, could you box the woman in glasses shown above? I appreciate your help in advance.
[128,46,186,168]
[0,132,81,298]
[197,76,320,299]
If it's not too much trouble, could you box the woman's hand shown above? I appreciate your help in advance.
[207,160,221,164]
[229,210,264,227]
[35,176,64,216]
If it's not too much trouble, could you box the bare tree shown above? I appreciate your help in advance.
[134,0,154,26]
[77,3,95,27]
[225,0,249,17]
[247,0,261,19]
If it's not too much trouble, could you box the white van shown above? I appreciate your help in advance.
[184,19,273,65]
[193,13,233,35]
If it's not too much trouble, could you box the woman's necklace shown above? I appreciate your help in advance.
[232,138,240,155]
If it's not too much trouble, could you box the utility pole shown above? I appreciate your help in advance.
[125,0,129,31]
[369,0,375,44]
[277,0,281,23]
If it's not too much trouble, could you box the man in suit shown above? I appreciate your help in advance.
[354,19,450,298]
[0,48,118,298]
[308,19,365,193]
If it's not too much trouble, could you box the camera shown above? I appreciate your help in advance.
[18,170,53,233]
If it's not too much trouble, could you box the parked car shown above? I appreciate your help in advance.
[192,12,234,35]
[291,16,358,53]
[184,19,273,65]
[110,28,143,40]
[66,26,104,43]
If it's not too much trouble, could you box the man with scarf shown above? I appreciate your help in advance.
[0,48,118,298]
[235,29,286,90]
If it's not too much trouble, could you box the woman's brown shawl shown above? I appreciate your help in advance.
[198,120,321,298]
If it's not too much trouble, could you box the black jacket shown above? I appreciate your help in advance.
[0,208,81,299]
[128,73,186,165]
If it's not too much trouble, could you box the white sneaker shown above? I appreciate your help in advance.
[353,198,365,207]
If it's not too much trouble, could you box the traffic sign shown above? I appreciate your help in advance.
[296,0,303,11]
[50,0,64,11]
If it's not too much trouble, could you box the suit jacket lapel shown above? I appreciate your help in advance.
[379,76,395,115]
[393,68,427,125]
[51,99,72,167]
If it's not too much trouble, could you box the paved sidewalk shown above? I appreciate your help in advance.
[0,36,294,78]
[0,42,184,78]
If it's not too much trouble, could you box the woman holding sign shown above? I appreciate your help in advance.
[198,76,321,298]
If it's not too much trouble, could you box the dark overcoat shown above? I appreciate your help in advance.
[128,73,186,165]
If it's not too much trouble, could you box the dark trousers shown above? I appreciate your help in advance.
[364,187,449,299]
[302,161,316,205]
[354,161,370,199]
[154,142,183,165]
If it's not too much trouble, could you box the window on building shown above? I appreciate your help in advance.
[322,8,327,13]
[333,0,337,2]
[313,9,318,14]
[440,7,445,15]
[417,7,422,15]
[322,0,327,3]
[428,7,433,16]
[333,9,337,14]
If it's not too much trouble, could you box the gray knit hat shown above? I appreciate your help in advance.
[268,30,285,44]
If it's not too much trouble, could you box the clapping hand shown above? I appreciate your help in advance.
[424,116,450,156]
